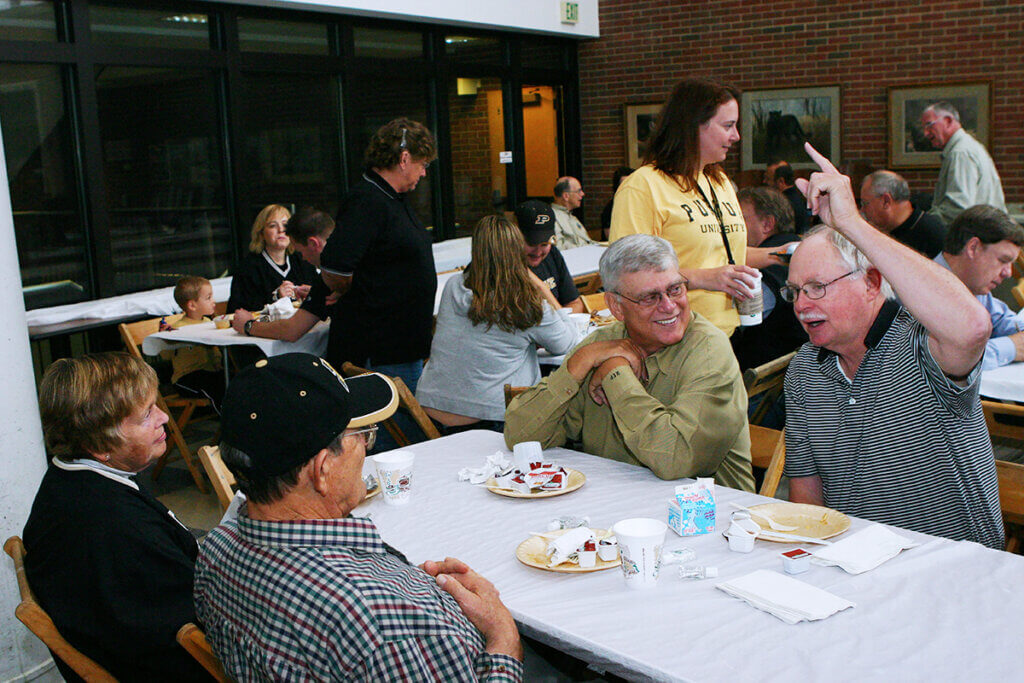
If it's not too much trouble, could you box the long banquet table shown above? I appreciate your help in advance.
[359,430,1024,682]
[981,361,1024,402]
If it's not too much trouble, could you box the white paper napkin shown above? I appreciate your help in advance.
[716,569,855,624]
[810,524,919,574]
[457,451,511,485]
[266,296,296,321]
[545,527,595,567]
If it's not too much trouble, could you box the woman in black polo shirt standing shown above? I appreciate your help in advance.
[318,118,437,430]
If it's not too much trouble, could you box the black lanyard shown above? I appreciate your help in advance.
[693,174,736,265]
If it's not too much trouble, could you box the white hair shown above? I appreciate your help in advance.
[803,225,895,300]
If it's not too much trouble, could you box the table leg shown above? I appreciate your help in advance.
[223,348,230,388]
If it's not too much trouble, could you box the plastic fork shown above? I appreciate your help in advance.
[729,502,799,532]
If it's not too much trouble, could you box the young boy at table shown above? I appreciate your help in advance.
[161,275,225,411]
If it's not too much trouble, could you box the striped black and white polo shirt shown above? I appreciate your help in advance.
[784,300,1004,549]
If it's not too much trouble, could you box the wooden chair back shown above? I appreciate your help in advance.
[996,460,1024,553]
[981,400,1024,443]
[4,536,117,682]
[581,292,609,314]
[198,445,237,513]
[749,425,786,498]
[743,351,796,425]
[1012,280,1024,309]
[1013,251,1024,280]
[176,623,230,683]
[117,318,209,493]
[504,384,530,409]
[340,363,441,443]
[573,272,602,295]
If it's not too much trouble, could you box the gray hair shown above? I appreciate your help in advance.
[804,225,895,300]
[864,170,910,202]
[925,101,961,123]
[600,234,679,293]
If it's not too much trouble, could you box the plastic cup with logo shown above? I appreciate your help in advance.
[611,518,668,589]
[735,270,763,326]
[512,441,543,472]
[372,450,415,505]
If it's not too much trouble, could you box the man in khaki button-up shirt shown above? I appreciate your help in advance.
[504,234,754,491]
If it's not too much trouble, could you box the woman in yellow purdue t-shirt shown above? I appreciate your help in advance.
[610,77,759,336]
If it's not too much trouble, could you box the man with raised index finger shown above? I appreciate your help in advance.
[783,143,1003,549]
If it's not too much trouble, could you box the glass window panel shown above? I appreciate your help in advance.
[90,5,210,50]
[522,85,563,198]
[95,66,229,294]
[345,72,434,231]
[520,39,567,70]
[0,1,56,42]
[237,71,341,222]
[448,76,505,235]
[352,26,422,59]
[0,63,89,309]
[238,17,328,55]
[444,34,503,63]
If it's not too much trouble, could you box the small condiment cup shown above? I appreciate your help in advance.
[598,537,618,562]
[781,548,812,574]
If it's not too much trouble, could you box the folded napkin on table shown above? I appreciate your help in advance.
[266,296,296,321]
[458,452,511,485]
[716,569,855,624]
[810,524,919,574]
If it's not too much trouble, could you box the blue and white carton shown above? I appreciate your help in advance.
[667,478,716,536]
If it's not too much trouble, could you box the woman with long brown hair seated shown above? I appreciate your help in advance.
[416,214,577,433]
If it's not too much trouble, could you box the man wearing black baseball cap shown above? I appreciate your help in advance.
[194,353,523,681]
[514,200,584,313]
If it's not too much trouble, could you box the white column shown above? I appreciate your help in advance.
[0,119,52,679]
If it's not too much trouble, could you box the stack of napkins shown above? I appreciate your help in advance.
[716,570,855,624]
[811,524,919,574]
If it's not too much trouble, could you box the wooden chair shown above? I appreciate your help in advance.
[198,445,236,513]
[1012,279,1024,309]
[981,400,1024,446]
[340,363,441,444]
[1013,251,1024,279]
[118,317,209,493]
[581,292,609,314]
[573,272,602,295]
[996,460,1024,554]
[504,384,530,409]
[750,425,786,498]
[176,623,230,682]
[743,351,796,426]
[4,536,117,682]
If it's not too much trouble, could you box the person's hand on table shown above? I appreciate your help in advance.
[276,280,296,300]
[231,309,253,334]
[794,142,861,231]
[687,264,759,299]
[294,284,311,301]
[428,557,523,661]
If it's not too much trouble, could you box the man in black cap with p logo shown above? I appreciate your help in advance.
[515,200,585,314]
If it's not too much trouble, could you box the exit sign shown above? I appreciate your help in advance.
[560,1,579,24]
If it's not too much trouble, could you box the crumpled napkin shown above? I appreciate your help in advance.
[716,569,855,624]
[811,524,919,574]
[458,451,511,485]
[545,527,595,567]
[265,296,297,321]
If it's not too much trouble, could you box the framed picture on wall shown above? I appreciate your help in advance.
[623,103,661,168]
[887,83,990,168]
[740,86,840,171]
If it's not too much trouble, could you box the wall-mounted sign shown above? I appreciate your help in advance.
[499,151,513,164]
[560,2,579,24]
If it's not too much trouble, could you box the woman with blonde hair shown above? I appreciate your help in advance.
[610,77,760,337]
[227,203,318,312]
[417,214,576,433]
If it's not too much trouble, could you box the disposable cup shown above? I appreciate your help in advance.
[372,450,415,506]
[612,518,668,589]
[213,315,231,329]
[735,270,763,326]
[513,441,543,472]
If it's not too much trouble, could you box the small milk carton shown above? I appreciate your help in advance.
[667,478,716,536]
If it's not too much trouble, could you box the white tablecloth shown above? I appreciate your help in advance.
[432,236,473,273]
[140,319,329,358]
[361,430,1023,682]
[561,244,606,277]
[25,277,233,327]
[981,362,1024,402]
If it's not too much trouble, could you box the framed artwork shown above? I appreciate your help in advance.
[887,82,990,168]
[623,103,661,168]
[740,86,840,171]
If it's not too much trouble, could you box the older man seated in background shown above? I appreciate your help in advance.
[195,354,523,681]
[934,204,1024,370]
[784,143,1003,549]
[505,234,754,491]
[859,170,946,257]
[551,176,597,249]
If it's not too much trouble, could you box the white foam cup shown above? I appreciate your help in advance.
[372,450,415,506]
[735,270,763,326]
[512,441,543,472]
[611,518,668,589]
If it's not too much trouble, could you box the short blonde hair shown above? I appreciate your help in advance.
[173,275,210,310]
[249,204,292,254]
[39,353,158,460]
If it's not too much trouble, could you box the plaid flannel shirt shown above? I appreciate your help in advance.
[194,511,522,682]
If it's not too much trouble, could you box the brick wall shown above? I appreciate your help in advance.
[449,80,498,231]
[578,0,1023,227]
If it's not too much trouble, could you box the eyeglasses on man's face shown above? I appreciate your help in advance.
[780,270,860,303]
[613,279,688,308]
[346,424,378,451]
